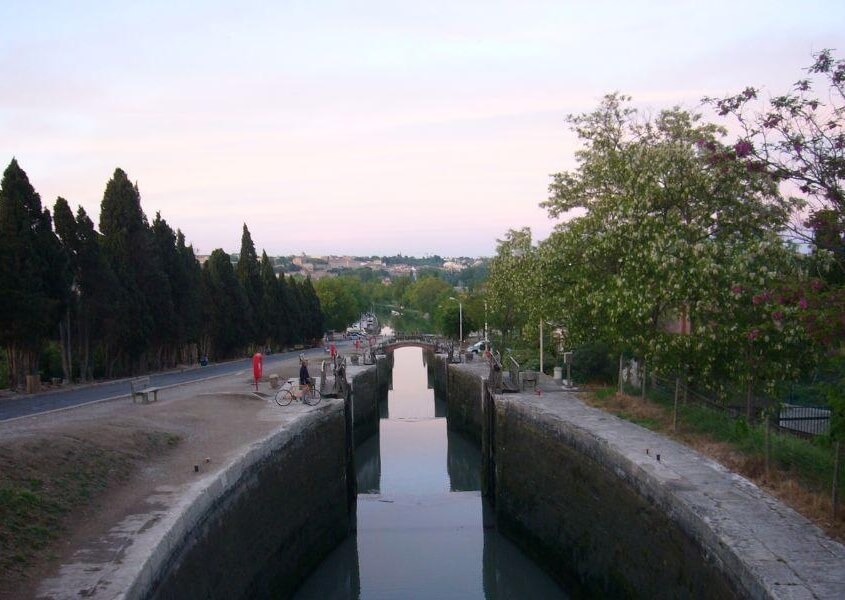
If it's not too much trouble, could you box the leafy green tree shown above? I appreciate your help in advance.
[486,228,538,344]
[705,50,845,409]
[315,276,368,332]
[435,298,478,340]
[538,94,804,397]
[391,275,413,306]
[704,50,844,276]
[403,274,453,316]
[0,159,68,389]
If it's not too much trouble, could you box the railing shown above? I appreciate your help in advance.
[776,404,831,437]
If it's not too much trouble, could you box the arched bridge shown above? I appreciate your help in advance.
[378,335,449,355]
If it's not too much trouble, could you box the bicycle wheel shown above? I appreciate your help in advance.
[304,386,321,406]
[275,388,294,406]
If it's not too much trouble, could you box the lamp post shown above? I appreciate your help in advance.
[448,296,463,347]
[484,299,488,341]
[539,319,543,375]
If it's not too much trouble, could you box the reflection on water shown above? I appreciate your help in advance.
[294,347,566,599]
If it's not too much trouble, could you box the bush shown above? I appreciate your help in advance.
[571,341,617,384]
[39,342,63,381]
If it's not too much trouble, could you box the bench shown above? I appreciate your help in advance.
[130,376,161,403]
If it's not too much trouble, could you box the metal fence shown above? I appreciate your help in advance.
[647,373,832,439]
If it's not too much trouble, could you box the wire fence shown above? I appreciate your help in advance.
[628,374,845,521]
[640,371,832,440]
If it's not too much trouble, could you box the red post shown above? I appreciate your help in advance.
[252,353,263,391]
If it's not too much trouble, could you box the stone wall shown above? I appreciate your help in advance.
[443,365,845,599]
[347,359,389,446]
[493,399,736,598]
[138,404,351,600]
[443,359,486,444]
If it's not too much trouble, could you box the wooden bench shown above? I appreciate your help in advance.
[130,376,161,403]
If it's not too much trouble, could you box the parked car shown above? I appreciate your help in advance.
[467,340,490,354]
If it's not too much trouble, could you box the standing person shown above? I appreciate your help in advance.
[299,357,312,395]
[330,342,337,359]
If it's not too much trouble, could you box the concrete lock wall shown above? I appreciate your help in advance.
[440,357,484,445]
[140,404,352,600]
[442,364,733,596]
[143,364,386,600]
[492,400,737,598]
[347,357,389,446]
[441,363,844,599]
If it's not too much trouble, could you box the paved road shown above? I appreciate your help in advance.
[0,346,330,422]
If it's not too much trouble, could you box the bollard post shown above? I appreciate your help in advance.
[673,377,680,432]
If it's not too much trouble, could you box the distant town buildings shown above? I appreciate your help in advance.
[219,252,484,281]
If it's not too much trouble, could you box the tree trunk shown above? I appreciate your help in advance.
[746,378,754,423]
[58,309,71,383]
[641,360,646,400]
[5,345,19,390]
[765,414,771,481]
[618,353,624,395]
[834,440,841,520]
[673,377,680,432]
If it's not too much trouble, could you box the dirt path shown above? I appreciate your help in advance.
[0,355,310,599]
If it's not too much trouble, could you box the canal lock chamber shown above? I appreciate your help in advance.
[148,346,743,599]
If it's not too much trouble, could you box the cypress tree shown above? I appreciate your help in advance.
[301,276,324,342]
[73,207,117,380]
[287,276,306,344]
[235,224,261,347]
[98,168,157,373]
[202,249,249,359]
[259,251,280,350]
[175,230,203,363]
[276,269,293,346]
[53,197,79,381]
[0,159,67,389]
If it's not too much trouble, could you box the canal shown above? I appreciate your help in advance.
[294,346,566,599]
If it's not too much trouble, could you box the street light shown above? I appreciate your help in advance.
[448,296,463,347]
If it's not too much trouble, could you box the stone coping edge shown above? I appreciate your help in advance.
[119,401,343,600]
[499,393,845,600]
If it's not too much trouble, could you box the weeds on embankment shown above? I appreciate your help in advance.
[0,428,180,588]
[584,386,845,543]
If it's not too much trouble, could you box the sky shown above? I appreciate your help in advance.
[2,1,843,257]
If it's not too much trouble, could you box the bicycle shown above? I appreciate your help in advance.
[275,378,322,407]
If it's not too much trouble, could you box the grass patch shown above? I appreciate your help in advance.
[584,386,845,542]
[0,428,181,582]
